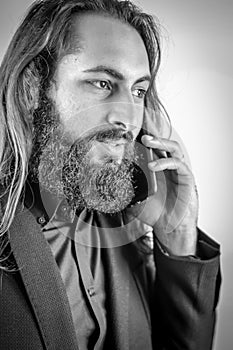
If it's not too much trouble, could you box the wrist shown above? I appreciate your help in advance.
[154,225,198,257]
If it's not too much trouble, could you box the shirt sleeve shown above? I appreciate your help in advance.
[151,228,221,350]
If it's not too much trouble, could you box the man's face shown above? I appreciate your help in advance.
[35,13,151,213]
[49,13,150,151]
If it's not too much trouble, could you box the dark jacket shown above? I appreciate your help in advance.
[0,205,221,350]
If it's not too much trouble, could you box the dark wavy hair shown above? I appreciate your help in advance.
[0,0,169,270]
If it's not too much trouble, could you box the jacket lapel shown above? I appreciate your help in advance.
[9,203,154,349]
[9,206,79,350]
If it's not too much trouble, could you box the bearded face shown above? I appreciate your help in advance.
[29,96,138,214]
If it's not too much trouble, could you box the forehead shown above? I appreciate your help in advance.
[59,12,150,77]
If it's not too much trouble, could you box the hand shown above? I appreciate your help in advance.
[127,134,199,256]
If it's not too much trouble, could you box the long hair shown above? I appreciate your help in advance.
[0,0,168,270]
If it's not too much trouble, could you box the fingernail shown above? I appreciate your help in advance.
[148,161,157,169]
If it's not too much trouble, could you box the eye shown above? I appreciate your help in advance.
[89,80,112,90]
[132,88,147,100]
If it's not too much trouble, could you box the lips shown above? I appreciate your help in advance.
[101,141,126,156]
[87,137,133,166]
[105,140,127,147]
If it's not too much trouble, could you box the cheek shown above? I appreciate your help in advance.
[132,113,144,140]
[56,89,80,122]
[52,87,87,138]
[139,113,144,130]
[60,106,109,141]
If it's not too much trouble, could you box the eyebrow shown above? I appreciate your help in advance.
[83,65,151,84]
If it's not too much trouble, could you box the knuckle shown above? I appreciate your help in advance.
[172,140,180,149]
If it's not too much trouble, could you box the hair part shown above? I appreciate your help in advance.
[0,0,169,270]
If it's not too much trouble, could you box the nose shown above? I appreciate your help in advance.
[106,101,143,134]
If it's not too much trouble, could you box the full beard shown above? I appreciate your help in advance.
[29,100,137,214]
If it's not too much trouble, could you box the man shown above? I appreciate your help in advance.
[0,0,221,349]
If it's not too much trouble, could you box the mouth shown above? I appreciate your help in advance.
[104,139,127,147]
[99,140,126,156]
[86,139,128,165]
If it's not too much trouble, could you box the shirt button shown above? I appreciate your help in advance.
[37,216,46,225]
[61,205,68,212]
[87,287,95,297]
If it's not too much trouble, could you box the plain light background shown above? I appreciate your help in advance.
[0,1,232,349]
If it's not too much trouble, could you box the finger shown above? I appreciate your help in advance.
[148,148,157,193]
[141,134,183,160]
[148,157,191,177]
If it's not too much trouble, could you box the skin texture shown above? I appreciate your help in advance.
[47,13,198,255]
[49,14,150,145]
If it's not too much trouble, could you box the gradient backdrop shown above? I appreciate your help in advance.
[0,1,232,349]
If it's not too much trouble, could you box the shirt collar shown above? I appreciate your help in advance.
[24,179,76,228]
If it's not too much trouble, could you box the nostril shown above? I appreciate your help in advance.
[113,121,128,130]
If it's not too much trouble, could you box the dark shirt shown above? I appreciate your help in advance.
[25,186,109,350]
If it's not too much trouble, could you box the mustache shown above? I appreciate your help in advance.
[82,128,134,144]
